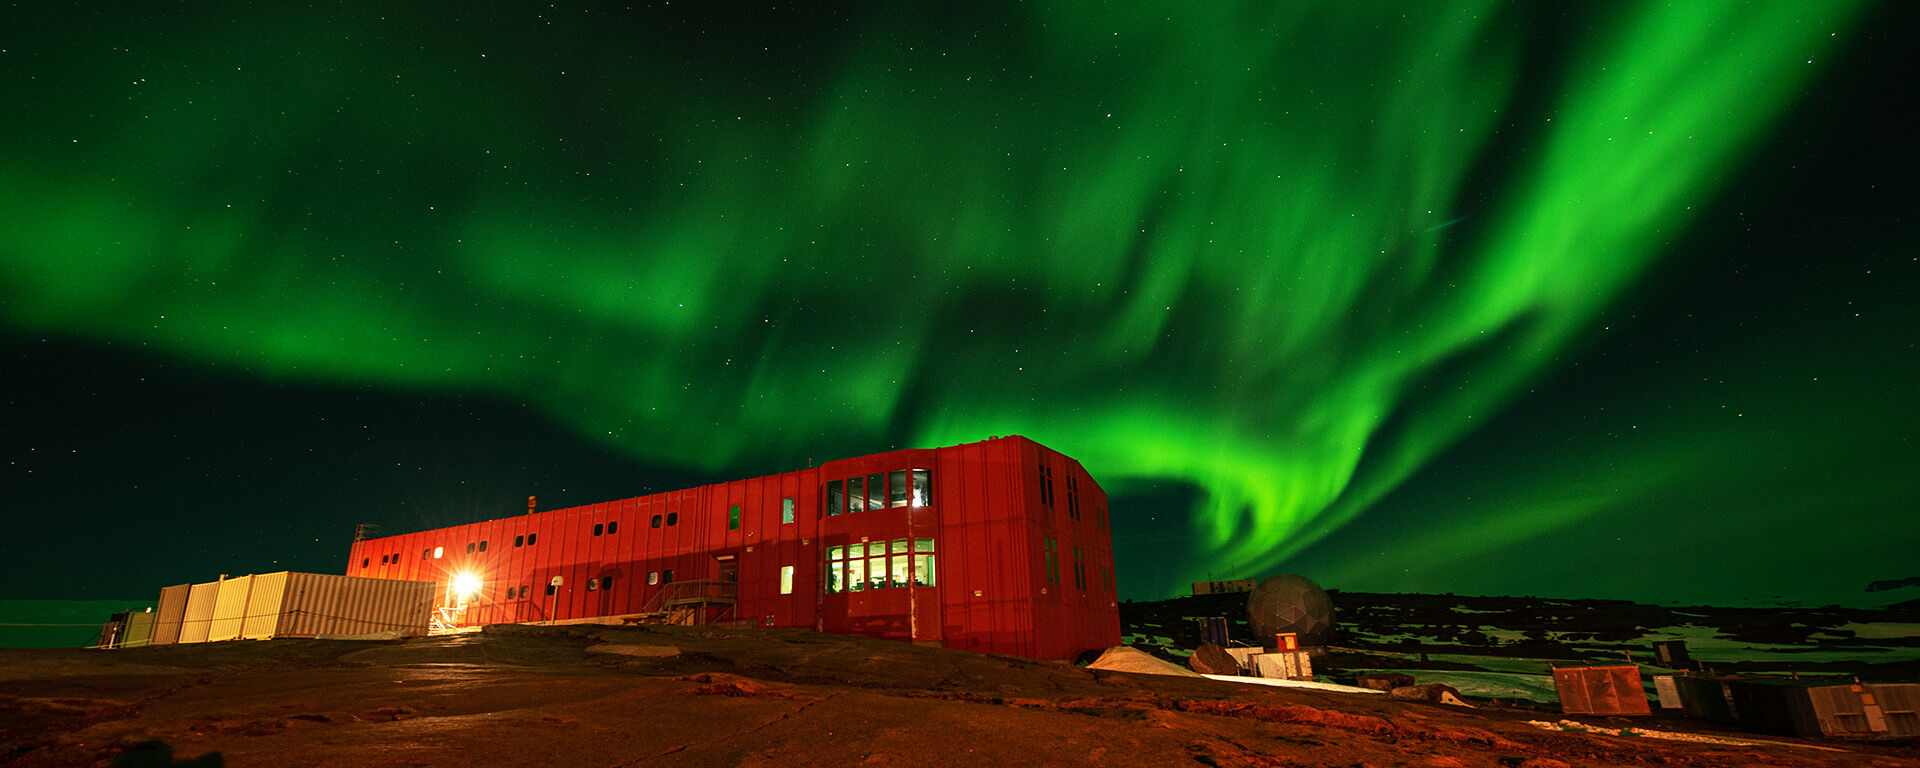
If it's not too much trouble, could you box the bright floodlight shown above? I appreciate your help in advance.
[450,571,483,599]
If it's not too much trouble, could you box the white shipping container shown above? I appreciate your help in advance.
[151,584,190,646]
[176,581,221,644]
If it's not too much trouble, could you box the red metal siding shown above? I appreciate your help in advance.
[346,435,1120,660]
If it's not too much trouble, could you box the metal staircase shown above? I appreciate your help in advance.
[631,579,737,626]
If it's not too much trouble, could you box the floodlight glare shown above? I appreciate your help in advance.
[450,571,483,599]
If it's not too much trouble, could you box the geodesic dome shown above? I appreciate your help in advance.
[1246,573,1334,647]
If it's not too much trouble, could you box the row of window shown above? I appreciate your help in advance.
[825,469,931,516]
[827,538,936,592]
[362,496,812,570]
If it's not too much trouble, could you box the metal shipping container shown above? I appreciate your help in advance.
[120,611,156,648]
[239,571,437,639]
[151,584,190,646]
[208,575,256,643]
[1554,665,1652,716]
[176,580,221,644]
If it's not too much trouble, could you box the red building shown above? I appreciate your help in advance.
[345,435,1120,660]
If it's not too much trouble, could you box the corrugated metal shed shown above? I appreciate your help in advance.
[1732,680,1920,739]
[151,584,189,646]
[1554,665,1651,716]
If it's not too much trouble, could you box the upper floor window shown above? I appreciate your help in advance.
[1038,463,1055,509]
[781,497,796,524]
[651,514,662,528]
[593,523,604,536]
[823,469,934,516]
[478,540,488,552]
[1066,474,1080,520]
[515,534,525,547]
[607,521,617,534]
[526,533,537,546]
[666,512,678,526]
[728,504,741,530]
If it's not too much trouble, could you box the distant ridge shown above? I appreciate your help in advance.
[1866,576,1920,593]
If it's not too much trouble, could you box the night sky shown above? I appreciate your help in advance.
[4,2,1913,607]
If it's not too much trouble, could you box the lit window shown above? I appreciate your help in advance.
[593,523,604,536]
[889,470,908,507]
[781,497,795,524]
[826,480,843,517]
[912,469,931,507]
[651,514,662,528]
[780,566,794,595]
[648,571,659,585]
[607,521,617,534]
[826,539,935,593]
[433,546,444,559]
[728,504,741,530]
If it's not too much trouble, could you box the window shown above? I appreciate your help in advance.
[600,576,613,591]
[728,504,741,530]
[846,476,863,515]
[781,497,795,524]
[651,514,662,528]
[912,469,931,507]
[478,540,488,552]
[515,534,525,547]
[780,565,794,595]
[606,521,617,534]
[1043,537,1058,585]
[423,549,431,560]
[587,579,597,591]
[504,587,515,600]
[362,558,370,568]
[888,470,908,507]
[545,582,557,596]
[593,523,604,536]
[662,569,674,584]
[519,585,530,599]
[648,571,659,585]
[826,480,843,517]
[827,538,935,593]
[1072,546,1086,590]
[1038,463,1055,509]
[666,512,678,526]
[866,473,884,510]
[1067,474,1080,520]
[466,542,476,553]
[433,546,444,559]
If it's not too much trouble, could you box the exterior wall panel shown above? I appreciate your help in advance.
[240,571,291,640]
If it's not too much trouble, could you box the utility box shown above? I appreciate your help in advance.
[1554,665,1652,716]
[1271,632,1299,652]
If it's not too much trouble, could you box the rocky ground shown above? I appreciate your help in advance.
[5,622,1918,768]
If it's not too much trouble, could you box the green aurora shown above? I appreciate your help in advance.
[4,1,1913,603]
